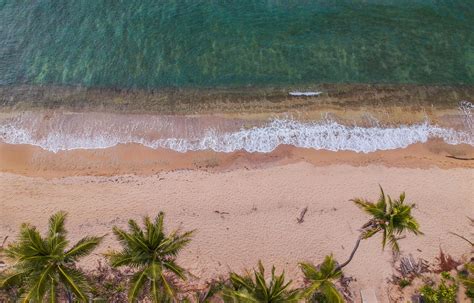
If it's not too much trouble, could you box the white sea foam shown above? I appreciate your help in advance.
[0,115,472,153]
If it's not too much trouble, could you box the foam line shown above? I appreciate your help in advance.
[0,118,472,153]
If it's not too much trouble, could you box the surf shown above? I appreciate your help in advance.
[0,110,472,154]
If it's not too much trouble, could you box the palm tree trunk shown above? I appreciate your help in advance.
[337,234,362,270]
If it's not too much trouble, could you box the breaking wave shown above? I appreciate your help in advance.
[0,112,472,154]
[147,121,473,153]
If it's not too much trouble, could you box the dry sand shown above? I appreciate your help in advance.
[1,146,473,302]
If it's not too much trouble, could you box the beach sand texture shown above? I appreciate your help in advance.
[1,161,473,302]
[2,1,474,300]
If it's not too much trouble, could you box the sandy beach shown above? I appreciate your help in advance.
[1,2,473,301]
[1,142,473,302]
[0,93,472,302]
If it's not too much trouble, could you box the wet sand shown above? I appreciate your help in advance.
[0,140,473,178]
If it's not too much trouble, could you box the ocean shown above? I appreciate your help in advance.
[1,0,473,88]
[0,1,473,153]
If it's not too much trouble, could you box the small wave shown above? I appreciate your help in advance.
[0,116,472,153]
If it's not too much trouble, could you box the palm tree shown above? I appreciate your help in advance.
[300,255,344,303]
[0,211,102,302]
[338,187,422,270]
[107,212,194,303]
[222,261,301,303]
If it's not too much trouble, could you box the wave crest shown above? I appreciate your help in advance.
[0,115,472,153]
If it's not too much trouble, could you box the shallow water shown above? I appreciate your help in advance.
[1,1,473,88]
[1,2,473,153]
[1,103,472,153]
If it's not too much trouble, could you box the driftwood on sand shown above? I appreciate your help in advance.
[397,254,429,276]
[446,155,474,161]
[297,207,308,224]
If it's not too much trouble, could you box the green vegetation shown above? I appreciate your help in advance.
[3,188,462,302]
[300,255,344,303]
[222,261,301,303]
[458,262,474,299]
[1,1,473,88]
[107,212,194,302]
[398,278,411,289]
[419,273,458,303]
[0,212,102,302]
[338,187,423,270]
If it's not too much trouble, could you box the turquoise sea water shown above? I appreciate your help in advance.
[1,0,473,88]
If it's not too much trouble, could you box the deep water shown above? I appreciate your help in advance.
[1,0,473,88]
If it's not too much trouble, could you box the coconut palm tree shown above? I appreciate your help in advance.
[222,261,301,303]
[338,187,422,270]
[300,255,344,303]
[107,212,194,303]
[0,211,102,302]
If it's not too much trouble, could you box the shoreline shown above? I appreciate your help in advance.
[0,140,473,178]
[1,86,472,301]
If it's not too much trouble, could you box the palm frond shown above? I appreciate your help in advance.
[163,260,186,280]
[361,226,382,240]
[300,256,343,302]
[225,262,299,302]
[254,263,268,299]
[229,272,254,292]
[128,219,144,237]
[48,211,67,238]
[299,262,320,281]
[3,212,99,303]
[319,255,342,280]
[160,230,195,257]
[154,212,165,243]
[0,270,30,288]
[22,265,54,303]
[107,251,142,268]
[49,277,58,303]
[354,187,422,252]
[17,224,47,256]
[109,212,193,302]
[387,234,400,252]
[107,251,145,268]
[57,266,88,302]
[112,227,150,252]
[128,269,149,302]
[196,280,225,303]
[319,282,345,303]
[150,264,161,303]
[147,262,177,301]
[46,212,69,256]
[223,288,259,302]
[158,269,176,298]
[65,236,103,261]
[351,198,385,219]
[143,216,155,246]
